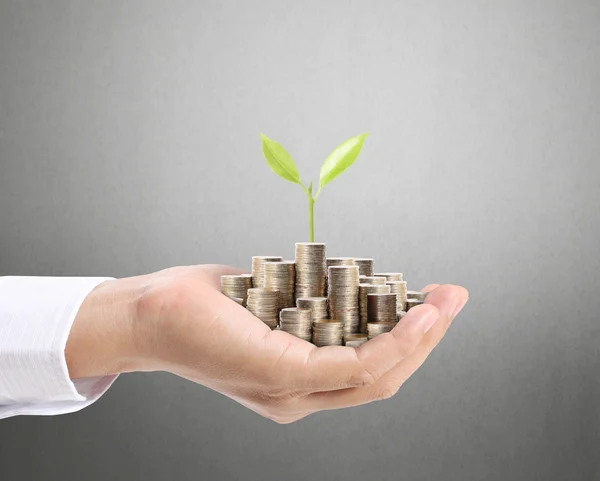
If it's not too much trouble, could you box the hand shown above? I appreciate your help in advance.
[66,265,468,424]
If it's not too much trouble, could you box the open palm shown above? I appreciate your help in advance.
[135,264,468,423]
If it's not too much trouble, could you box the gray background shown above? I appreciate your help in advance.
[0,0,599,479]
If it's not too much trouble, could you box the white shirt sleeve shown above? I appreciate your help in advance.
[0,276,119,419]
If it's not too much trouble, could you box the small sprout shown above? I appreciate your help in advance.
[260,133,369,242]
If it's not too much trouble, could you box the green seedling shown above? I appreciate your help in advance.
[260,132,369,242]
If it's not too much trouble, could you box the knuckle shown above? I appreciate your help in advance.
[349,366,379,388]
[254,387,300,408]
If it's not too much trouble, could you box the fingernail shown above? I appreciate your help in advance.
[420,308,439,334]
[451,297,468,319]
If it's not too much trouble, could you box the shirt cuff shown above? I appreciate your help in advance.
[0,276,118,419]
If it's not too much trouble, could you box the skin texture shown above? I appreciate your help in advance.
[66,265,468,424]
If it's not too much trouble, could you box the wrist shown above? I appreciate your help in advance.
[65,276,147,379]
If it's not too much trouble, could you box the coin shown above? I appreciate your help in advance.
[264,261,296,309]
[312,319,344,346]
[407,290,427,302]
[229,297,244,305]
[296,297,328,324]
[367,293,397,323]
[246,287,280,329]
[359,283,391,334]
[295,243,327,298]
[374,272,403,282]
[386,280,408,312]
[406,298,424,311]
[279,307,313,341]
[367,321,396,339]
[251,256,283,288]
[354,258,374,277]
[328,265,360,334]
[220,274,253,306]
[344,333,368,347]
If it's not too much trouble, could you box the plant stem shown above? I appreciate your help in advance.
[308,194,315,242]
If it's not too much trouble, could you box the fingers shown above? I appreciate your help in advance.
[300,285,468,411]
[422,284,440,293]
[292,303,440,393]
[367,284,469,394]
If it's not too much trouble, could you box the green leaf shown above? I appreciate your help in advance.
[260,134,301,184]
[319,133,369,190]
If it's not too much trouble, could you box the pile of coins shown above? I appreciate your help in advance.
[328,265,360,335]
[327,257,356,268]
[360,276,386,285]
[312,319,344,346]
[221,274,253,306]
[407,290,427,302]
[296,297,328,324]
[406,290,427,311]
[246,288,280,328]
[367,293,397,323]
[386,280,408,312]
[251,256,283,287]
[279,308,313,341]
[359,283,391,333]
[344,334,368,347]
[354,258,374,277]
[325,257,355,296]
[295,243,326,298]
[375,272,403,282]
[265,261,296,308]
[220,242,427,347]
[367,322,396,339]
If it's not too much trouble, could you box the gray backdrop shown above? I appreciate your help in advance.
[1,0,599,480]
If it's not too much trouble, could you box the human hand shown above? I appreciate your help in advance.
[66,265,468,423]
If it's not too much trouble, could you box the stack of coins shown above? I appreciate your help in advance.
[344,334,368,347]
[367,293,397,323]
[325,257,355,296]
[251,256,283,288]
[407,290,428,302]
[406,298,424,311]
[264,261,296,308]
[279,308,313,341]
[312,319,344,346]
[397,310,407,320]
[221,274,253,306]
[354,258,374,277]
[386,280,408,312]
[375,272,403,282]
[359,284,391,334]
[326,257,356,267]
[360,276,387,285]
[246,288,280,328]
[296,297,328,324]
[295,243,327,298]
[328,265,360,334]
[367,322,396,339]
